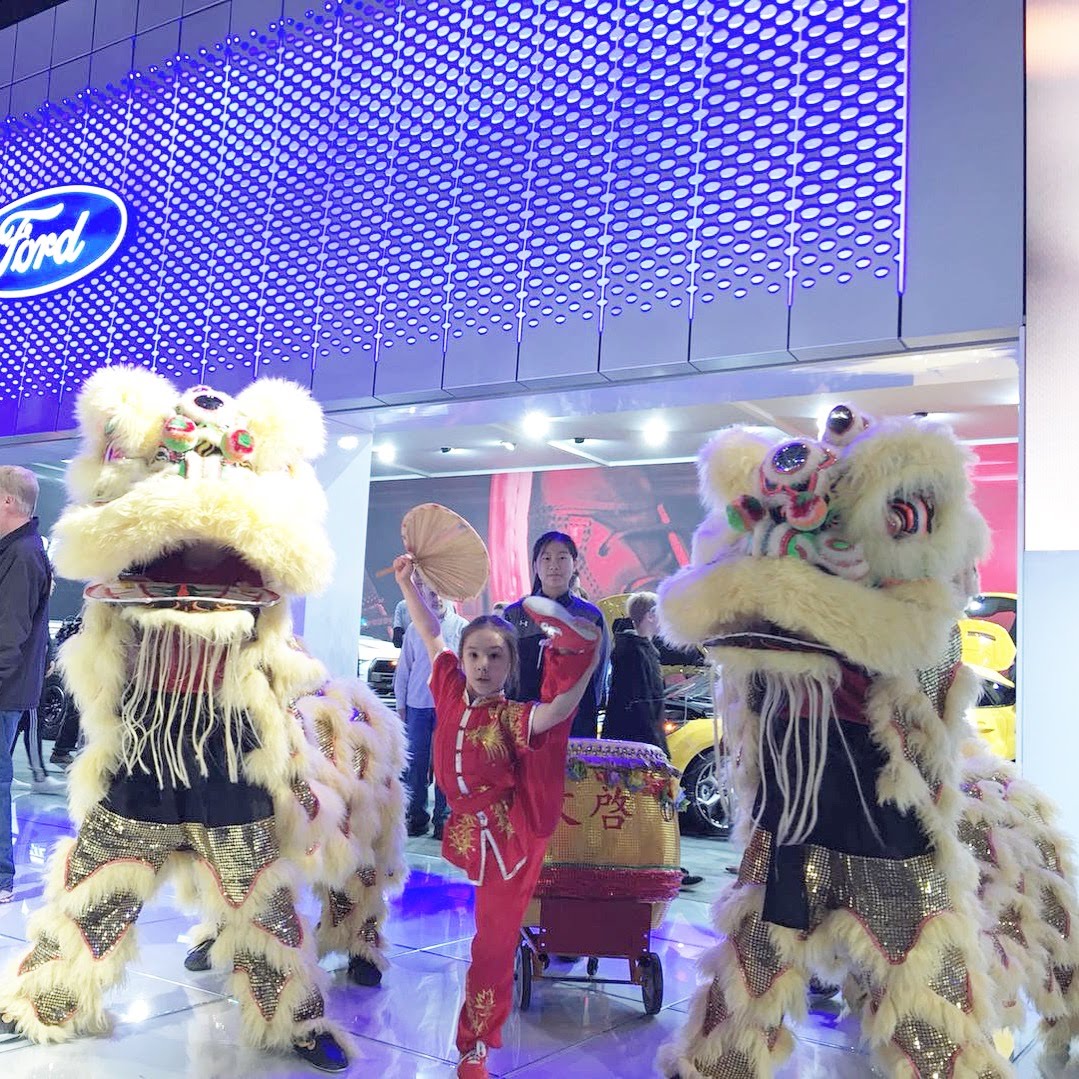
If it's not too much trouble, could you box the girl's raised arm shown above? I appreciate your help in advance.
[393,554,445,662]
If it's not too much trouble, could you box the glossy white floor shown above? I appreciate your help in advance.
[0,766,1066,1078]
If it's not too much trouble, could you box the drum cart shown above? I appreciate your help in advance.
[514,895,664,1015]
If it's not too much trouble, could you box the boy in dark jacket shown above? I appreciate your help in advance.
[602,591,668,753]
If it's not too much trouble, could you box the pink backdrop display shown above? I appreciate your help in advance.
[970,441,1019,595]
[364,450,1019,637]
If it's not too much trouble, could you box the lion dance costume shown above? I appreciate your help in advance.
[0,367,407,1071]
[656,406,1079,1079]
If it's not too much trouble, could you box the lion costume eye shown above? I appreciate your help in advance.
[771,441,811,476]
[826,405,855,438]
[886,495,935,537]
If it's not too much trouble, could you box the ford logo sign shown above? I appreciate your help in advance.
[0,185,128,299]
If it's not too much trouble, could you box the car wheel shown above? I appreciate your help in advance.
[39,674,69,742]
[680,748,731,837]
[514,940,532,1011]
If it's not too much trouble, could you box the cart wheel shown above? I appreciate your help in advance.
[586,956,599,977]
[514,940,532,1011]
[639,952,663,1015]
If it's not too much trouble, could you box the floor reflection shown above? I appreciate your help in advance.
[0,766,1050,1077]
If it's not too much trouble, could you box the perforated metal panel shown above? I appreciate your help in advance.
[0,0,908,433]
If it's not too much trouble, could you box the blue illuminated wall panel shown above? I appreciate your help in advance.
[0,0,928,438]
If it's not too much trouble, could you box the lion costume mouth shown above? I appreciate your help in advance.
[85,542,281,610]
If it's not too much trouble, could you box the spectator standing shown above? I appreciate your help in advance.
[503,531,610,739]
[0,466,54,901]
[602,591,668,754]
[602,590,703,890]
[11,634,64,792]
[395,573,469,838]
[48,616,83,768]
[392,598,412,648]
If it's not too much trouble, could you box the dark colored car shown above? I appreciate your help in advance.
[366,657,398,703]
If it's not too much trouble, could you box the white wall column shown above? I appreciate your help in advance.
[1017,2,1079,827]
[294,429,373,679]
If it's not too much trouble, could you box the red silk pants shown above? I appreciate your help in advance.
[456,836,547,1054]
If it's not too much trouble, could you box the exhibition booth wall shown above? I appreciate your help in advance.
[0,0,1020,438]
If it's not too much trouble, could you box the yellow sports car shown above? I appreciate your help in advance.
[661,672,730,836]
[961,593,1018,760]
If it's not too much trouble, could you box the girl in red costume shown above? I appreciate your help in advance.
[393,554,600,1079]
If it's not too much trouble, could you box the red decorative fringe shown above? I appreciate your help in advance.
[536,865,683,903]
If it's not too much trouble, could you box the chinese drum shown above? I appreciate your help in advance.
[531,738,683,923]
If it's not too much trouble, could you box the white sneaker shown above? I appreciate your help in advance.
[457,1041,489,1079]
[0,889,12,904]
[30,775,65,795]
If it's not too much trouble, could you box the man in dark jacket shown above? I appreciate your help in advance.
[0,466,53,902]
[503,531,610,739]
[602,591,668,753]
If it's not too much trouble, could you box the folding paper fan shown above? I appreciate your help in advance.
[401,503,490,601]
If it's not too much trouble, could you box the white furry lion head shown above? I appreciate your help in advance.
[51,366,334,603]
[690,405,989,596]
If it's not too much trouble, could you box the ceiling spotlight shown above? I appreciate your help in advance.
[440,446,453,454]
[499,440,517,451]
[573,437,586,445]
[337,435,360,451]
[375,442,396,464]
[642,417,668,447]
[522,410,551,438]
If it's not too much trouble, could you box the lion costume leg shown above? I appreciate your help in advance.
[657,883,808,1079]
[314,875,387,982]
[960,763,1079,1058]
[293,681,409,986]
[659,831,1015,1079]
[181,818,348,1054]
[0,806,180,1041]
[856,947,1013,1078]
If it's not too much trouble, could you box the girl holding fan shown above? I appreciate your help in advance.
[393,553,600,1079]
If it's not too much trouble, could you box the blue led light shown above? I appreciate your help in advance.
[0,0,907,425]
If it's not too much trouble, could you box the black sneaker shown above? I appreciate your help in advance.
[293,1030,348,1073]
[347,954,382,987]
[406,817,430,838]
[432,819,445,841]
[680,869,704,888]
[49,751,75,769]
[184,938,215,972]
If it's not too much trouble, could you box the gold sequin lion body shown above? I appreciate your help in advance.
[656,408,1079,1079]
[0,366,407,1057]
